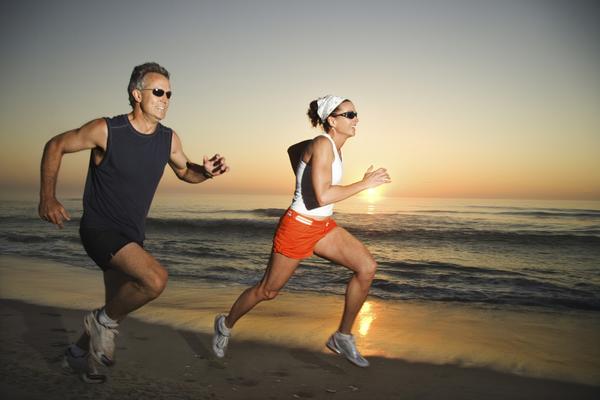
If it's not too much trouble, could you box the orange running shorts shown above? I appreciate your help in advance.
[272,208,337,259]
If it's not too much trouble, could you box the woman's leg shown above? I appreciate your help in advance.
[314,227,377,334]
[225,252,301,328]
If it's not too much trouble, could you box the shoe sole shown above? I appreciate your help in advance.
[62,356,107,384]
[84,314,115,367]
[80,372,108,384]
[326,337,341,355]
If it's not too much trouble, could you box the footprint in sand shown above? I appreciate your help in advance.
[267,370,290,377]
[40,312,61,317]
[226,376,260,387]
[289,349,344,375]
[51,328,76,333]
[293,392,315,399]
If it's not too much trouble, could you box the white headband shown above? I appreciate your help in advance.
[317,95,345,122]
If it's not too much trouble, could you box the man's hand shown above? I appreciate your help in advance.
[203,154,229,177]
[38,197,71,228]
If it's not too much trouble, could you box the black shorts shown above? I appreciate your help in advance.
[79,227,142,271]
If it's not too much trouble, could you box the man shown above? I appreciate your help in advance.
[38,62,229,383]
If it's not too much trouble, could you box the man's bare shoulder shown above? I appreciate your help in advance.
[72,117,109,149]
[80,117,109,134]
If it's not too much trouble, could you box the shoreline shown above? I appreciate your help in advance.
[1,255,600,392]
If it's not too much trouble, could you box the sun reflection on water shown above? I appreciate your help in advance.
[362,188,381,214]
[358,301,375,336]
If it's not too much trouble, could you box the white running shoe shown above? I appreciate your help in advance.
[84,310,118,367]
[62,346,107,384]
[326,332,370,368]
[212,314,231,358]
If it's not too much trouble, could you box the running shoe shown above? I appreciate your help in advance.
[212,314,231,358]
[62,346,107,384]
[326,331,370,367]
[84,310,118,367]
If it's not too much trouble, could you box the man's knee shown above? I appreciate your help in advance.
[145,267,168,299]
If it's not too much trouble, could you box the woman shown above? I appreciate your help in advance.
[212,95,391,367]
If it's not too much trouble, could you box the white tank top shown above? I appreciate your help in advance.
[290,133,343,217]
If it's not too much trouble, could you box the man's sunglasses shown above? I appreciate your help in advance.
[332,111,358,119]
[142,88,172,99]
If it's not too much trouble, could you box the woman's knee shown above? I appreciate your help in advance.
[255,285,279,301]
[357,258,377,281]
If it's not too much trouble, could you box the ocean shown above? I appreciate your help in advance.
[1,193,599,312]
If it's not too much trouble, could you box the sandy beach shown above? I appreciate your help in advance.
[1,255,599,399]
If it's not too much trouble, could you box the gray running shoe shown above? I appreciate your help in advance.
[62,346,107,384]
[212,314,231,358]
[326,332,370,367]
[84,310,118,367]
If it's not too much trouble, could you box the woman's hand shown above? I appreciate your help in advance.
[362,165,391,189]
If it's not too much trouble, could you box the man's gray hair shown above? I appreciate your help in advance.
[127,62,170,108]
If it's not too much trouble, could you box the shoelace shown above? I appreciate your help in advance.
[95,312,119,337]
[101,326,119,339]
[215,321,230,349]
[338,334,361,358]
[95,324,119,350]
[347,336,359,357]
[215,334,229,349]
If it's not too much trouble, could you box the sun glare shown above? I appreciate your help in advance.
[364,188,380,203]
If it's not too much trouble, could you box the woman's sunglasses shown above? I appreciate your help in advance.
[332,111,358,119]
[141,88,172,99]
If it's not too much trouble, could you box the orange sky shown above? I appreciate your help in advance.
[1,1,599,200]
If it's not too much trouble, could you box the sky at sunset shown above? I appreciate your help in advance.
[1,0,599,200]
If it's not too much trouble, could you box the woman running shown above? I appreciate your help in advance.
[212,95,391,367]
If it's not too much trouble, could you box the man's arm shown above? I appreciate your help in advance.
[168,131,229,183]
[311,136,391,206]
[39,118,108,227]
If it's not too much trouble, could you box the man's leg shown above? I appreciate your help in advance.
[85,242,168,366]
[64,269,132,382]
[103,242,168,320]
[72,267,138,352]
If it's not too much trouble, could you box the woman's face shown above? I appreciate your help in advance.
[329,101,359,137]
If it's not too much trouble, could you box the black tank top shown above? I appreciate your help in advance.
[81,114,172,242]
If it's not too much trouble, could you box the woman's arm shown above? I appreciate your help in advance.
[311,136,390,206]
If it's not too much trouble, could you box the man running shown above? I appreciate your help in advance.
[38,62,229,382]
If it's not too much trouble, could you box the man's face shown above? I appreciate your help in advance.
[137,72,171,121]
